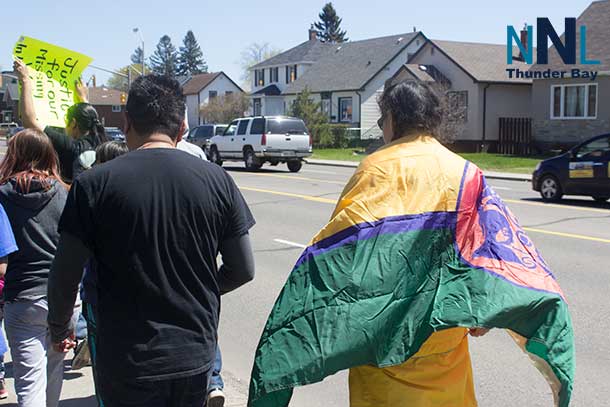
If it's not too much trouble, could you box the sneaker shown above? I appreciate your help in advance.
[71,338,91,370]
[207,388,225,407]
[0,378,8,399]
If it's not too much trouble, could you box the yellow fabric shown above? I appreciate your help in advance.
[311,135,466,245]
[349,328,477,407]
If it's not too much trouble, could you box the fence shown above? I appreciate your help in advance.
[498,117,533,155]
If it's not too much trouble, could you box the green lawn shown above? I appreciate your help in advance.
[311,149,545,174]
[460,153,543,174]
[311,148,366,162]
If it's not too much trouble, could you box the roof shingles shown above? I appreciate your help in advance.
[182,72,221,95]
[283,32,421,94]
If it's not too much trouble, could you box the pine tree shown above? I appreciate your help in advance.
[131,46,145,66]
[150,35,178,77]
[177,30,208,76]
[313,2,348,43]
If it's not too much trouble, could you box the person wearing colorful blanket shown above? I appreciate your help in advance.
[248,80,574,407]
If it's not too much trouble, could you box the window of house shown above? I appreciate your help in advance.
[430,47,435,55]
[254,69,265,87]
[225,91,233,96]
[112,105,121,113]
[253,98,262,116]
[338,97,353,122]
[286,65,297,84]
[270,67,279,83]
[237,119,250,135]
[446,91,468,122]
[551,84,597,119]
[209,90,218,100]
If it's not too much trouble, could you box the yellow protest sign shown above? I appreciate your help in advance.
[13,36,93,128]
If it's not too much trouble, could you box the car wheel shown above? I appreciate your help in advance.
[539,175,563,202]
[244,149,262,171]
[209,146,223,166]
[592,196,609,203]
[287,160,302,173]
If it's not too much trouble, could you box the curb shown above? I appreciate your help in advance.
[304,159,532,182]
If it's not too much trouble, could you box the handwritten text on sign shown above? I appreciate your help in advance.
[13,36,93,128]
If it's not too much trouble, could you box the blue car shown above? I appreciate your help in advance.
[532,134,610,202]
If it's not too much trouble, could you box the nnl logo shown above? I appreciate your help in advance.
[507,18,600,65]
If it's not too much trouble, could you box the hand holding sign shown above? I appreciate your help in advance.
[13,36,93,128]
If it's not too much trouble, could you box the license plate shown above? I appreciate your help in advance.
[282,151,296,156]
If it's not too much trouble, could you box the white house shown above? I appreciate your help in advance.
[249,29,426,137]
[183,72,244,129]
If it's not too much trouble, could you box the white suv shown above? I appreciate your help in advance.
[208,116,312,172]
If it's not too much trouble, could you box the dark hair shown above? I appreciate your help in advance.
[378,80,443,141]
[0,129,66,193]
[66,103,108,146]
[125,75,185,139]
[95,141,129,164]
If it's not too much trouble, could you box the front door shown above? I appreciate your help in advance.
[567,136,610,196]
[216,121,238,157]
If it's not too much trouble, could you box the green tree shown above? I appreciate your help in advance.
[107,64,152,92]
[178,30,208,76]
[288,88,333,147]
[130,46,145,66]
[313,3,348,43]
[150,35,178,77]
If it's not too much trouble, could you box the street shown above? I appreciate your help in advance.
[1,156,608,406]
[219,163,610,407]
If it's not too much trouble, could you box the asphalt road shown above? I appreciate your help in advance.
[0,136,608,405]
[219,162,610,407]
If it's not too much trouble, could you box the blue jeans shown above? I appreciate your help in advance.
[209,346,223,391]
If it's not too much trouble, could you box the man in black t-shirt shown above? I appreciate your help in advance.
[47,75,256,407]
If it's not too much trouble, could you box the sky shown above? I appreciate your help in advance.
[1,0,594,88]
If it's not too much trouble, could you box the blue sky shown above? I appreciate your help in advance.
[2,0,593,88]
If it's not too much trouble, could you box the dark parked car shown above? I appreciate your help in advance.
[187,124,227,152]
[532,134,610,202]
[105,127,125,141]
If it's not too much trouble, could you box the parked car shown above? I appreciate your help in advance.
[187,124,227,152]
[208,116,312,172]
[532,133,610,202]
[105,127,125,141]
[7,126,24,138]
[0,122,18,138]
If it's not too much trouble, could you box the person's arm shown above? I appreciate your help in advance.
[218,233,255,295]
[0,257,7,279]
[74,78,88,103]
[13,59,44,132]
[47,232,91,344]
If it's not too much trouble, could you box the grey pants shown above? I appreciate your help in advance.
[4,298,68,407]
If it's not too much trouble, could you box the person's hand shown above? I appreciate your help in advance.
[13,59,30,83]
[469,327,491,337]
[75,77,88,103]
[52,334,76,353]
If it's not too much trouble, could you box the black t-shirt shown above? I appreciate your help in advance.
[44,126,99,183]
[59,148,255,381]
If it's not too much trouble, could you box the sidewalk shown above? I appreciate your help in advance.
[0,355,249,407]
[305,159,532,182]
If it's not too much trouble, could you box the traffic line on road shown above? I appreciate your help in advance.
[238,186,337,204]
[504,199,610,214]
[241,186,610,245]
[274,239,307,249]
[522,227,610,244]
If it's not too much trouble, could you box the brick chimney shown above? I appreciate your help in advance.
[518,23,528,61]
[309,24,317,41]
